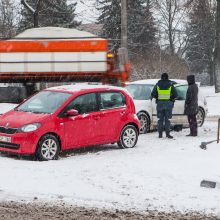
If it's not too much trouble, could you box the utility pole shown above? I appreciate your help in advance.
[118,0,129,77]
[121,0,128,49]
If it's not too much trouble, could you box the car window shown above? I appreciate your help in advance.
[16,91,71,114]
[66,93,98,114]
[175,85,188,100]
[99,92,126,109]
[125,84,153,100]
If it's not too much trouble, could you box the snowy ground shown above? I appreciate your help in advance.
[201,86,220,117]
[0,86,220,216]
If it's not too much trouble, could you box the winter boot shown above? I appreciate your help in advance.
[159,132,163,138]
[166,132,173,139]
[186,128,193,136]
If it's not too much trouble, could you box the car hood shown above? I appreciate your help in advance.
[0,110,51,128]
[0,103,18,115]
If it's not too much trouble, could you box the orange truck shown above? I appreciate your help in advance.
[0,27,130,101]
[0,27,129,83]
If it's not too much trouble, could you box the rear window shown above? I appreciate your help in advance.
[99,92,126,109]
[175,85,188,100]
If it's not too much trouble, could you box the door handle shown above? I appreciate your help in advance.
[93,115,101,120]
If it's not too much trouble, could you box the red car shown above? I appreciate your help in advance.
[0,85,140,160]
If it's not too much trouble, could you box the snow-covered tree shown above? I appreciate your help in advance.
[96,0,157,55]
[18,0,80,33]
[97,0,121,51]
[127,0,157,56]
[186,0,215,85]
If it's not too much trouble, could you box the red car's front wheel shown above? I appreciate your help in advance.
[36,134,60,161]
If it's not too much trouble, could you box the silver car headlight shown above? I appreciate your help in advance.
[19,123,41,132]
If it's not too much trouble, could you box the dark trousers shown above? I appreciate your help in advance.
[187,115,198,136]
[157,109,172,133]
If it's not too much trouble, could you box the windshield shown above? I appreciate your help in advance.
[16,91,72,114]
[126,84,153,100]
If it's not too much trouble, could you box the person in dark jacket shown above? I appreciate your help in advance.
[184,75,198,136]
[151,73,177,138]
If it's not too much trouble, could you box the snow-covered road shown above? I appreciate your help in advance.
[0,86,220,215]
[0,120,220,215]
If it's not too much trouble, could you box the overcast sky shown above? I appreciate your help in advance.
[74,0,98,24]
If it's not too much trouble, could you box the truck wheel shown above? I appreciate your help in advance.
[36,134,60,161]
[117,125,138,149]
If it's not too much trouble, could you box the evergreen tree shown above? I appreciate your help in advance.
[97,0,121,51]
[186,0,215,84]
[18,0,80,33]
[97,0,157,54]
[127,0,156,55]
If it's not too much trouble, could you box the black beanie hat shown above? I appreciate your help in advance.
[161,72,168,80]
[187,75,195,85]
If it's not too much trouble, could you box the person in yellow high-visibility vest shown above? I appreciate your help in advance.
[151,73,177,138]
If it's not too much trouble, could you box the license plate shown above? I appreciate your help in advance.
[0,135,11,143]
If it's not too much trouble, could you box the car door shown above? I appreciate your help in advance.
[59,92,99,149]
[95,91,127,143]
[172,85,188,125]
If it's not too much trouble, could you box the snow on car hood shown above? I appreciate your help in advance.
[0,110,50,128]
[0,103,18,115]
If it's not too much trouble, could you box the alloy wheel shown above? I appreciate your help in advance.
[197,108,204,127]
[138,113,149,134]
[41,138,58,160]
[122,128,137,148]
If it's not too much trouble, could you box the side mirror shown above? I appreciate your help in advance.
[65,109,79,117]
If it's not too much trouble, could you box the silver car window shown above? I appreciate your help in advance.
[126,84,153,100]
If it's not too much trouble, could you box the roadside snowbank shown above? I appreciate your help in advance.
[200,86,220,117]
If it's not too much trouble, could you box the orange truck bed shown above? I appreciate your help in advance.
[0,27,130,84]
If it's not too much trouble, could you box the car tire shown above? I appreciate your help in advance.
[117,125,138,149]
[36,134,60,161]
[197,107,205,127]
[137,112,150,134]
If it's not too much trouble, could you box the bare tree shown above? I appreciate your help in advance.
[153,0,193,57]
[0,0,18,38]
[214,0,220,92]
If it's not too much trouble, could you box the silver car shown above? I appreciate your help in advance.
[125,79,208,134]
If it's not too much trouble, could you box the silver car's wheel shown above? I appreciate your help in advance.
[137,112,150,134]
[118,125,138,149]
[197,108,205,127]
[36,134,60,161]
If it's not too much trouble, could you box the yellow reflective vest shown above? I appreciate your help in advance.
[157,86,172,100]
